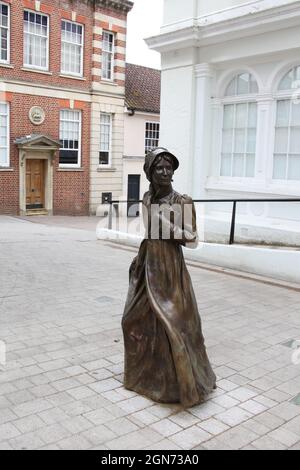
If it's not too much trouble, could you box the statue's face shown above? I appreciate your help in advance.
[151,156,174,188]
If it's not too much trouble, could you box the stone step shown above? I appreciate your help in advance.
[26,209,49,216]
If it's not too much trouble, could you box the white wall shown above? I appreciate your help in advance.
[123,111,159,203]
[163,0,197,25]
[198,0,255,17]
[90,98,125,215]
[162,0,299,26]
[159,48,198,194]
[124,112,159,157]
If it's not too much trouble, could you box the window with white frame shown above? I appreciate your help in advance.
[61,20,83,76]
[220,73,258,177]
[24,10,49,69]
[99,113,112,165]
[102,31,114,81]
[273,66,300,181]
[0,3,9,63]
[0,102,9,167]
[59,110,81,166]
[145,122,160,155]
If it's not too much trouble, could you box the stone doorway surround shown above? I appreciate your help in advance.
[15,134,61,216]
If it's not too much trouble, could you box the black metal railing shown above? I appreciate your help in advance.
[105,198,300,245]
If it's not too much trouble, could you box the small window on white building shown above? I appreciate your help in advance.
[0,3,9,63]
[99,113,112,165]
[59,110,81,167]
[273,66,300,181]
[24,10,49,70]
[102,31,114,81]
[0,102,9,167]
[145,122,160,155]
[220,73,258,177]
[61,20,83,76]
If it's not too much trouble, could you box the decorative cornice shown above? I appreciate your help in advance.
[146,1,300,53]
[95,0,133,13]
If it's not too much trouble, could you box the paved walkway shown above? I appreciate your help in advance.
[0,215,300,450]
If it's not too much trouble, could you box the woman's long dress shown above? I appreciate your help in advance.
[122,190,216,408]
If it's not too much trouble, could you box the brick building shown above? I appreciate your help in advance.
[0,0,133,216]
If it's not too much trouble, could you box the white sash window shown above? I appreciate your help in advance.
[99,113,112,166]
[273,66,300,181]
[61,20,83,76]
[0,102,9,167]
[24,10,49,70]
[102,31,114,81]
[220,73,258,178]
[0,3,9,63]
[59,110,81,167]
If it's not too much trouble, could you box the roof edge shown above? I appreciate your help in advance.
[95,0,134,13]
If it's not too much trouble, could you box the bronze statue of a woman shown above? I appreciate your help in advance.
[122,147,216,408]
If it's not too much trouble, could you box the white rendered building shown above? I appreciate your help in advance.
[146,0,300,245]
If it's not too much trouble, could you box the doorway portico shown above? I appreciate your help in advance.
[15,134,61,216]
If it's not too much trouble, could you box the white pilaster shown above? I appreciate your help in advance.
[192,63,214,199]
[255,94,274,184]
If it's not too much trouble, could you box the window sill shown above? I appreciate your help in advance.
[97,167,117,172]
[21,67,53,76]
[0,63,14,69]
[58,167,84,172]
[0,167,13,171]
[59,73,86,81]
[100,80,118,86]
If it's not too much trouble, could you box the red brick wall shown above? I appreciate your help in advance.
[0,0,131,216]
[0,93,90,216]
[0,0,94,90]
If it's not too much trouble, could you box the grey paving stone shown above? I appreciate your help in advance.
[216,407,253,427]
[0,423,20,441]
[150,418,182,437]
[9,431,45,450]
[198,417,230,435]
[105,417,139,436]
[57,434,93,450]
[169,426,212,449]
[14,415,45,434]
[252,436,287,450]
[81,425,117,446]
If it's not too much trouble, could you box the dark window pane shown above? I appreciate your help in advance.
[99,151,109,165]
[59,150,78,165]
[2,5,8,16]
[42,16,47,27]
[62,21,66,31]
[24,11,28,21]
[29,13,35,23]
[36,14,41,24]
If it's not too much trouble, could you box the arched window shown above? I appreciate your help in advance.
[273,66,300,181]
[220,73,258,178]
